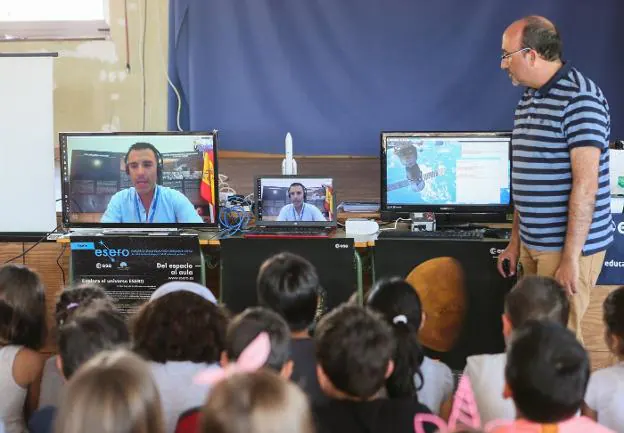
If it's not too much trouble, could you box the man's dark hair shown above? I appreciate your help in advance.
[0,264,47,350]
[504,276,569,328]
[315,304,395,399]
[58,309,130,379]
[226,307,291,372]
[124,142,161,166]
[132,291,228,363]
[257,252,320,332]
[288,183,306,200]
[505,320,589,423]
[521,16,563,61]
[603,286,624,355]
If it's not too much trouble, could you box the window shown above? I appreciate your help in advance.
[0,0,109,41]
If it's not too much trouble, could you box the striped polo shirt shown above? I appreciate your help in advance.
[512,62,613,256]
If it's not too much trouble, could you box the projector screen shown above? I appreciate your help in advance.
[0,54,57,235]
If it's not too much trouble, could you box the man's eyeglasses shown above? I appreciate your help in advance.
[501,47,531,61]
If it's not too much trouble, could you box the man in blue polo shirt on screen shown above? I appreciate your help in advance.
[101,142,203,224]
[496,16,613,342]
[277,182,326,222]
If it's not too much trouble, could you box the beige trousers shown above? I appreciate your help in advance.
[519,243,606,343]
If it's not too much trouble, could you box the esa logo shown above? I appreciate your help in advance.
[334,243,349,249]
[490,247,504,258]
[96,262,112,269]
[95,248,130,257]
[618,222,624,235]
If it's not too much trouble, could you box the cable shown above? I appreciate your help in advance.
[154,0,184,131]
[218,206,251,237]
[56,243,67,286]
[378,217,411,232]
[3,225,61,264]
[139,0,147,130]
[123,0,131,73]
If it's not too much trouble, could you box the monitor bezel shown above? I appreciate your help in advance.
[253,175,337,228]
[59,131,219,229]
[380,131,513,215]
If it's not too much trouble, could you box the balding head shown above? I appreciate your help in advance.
[517,16,563,61]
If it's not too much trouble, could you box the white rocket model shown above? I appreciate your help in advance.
[281,132,298,175]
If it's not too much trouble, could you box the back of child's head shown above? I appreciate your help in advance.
[505,320,589,423]
[58,308,130,379]
[366,277,424,398]
[200,370,314,433]
[226,307,291,372]
[55,283,114,326]
[256,252,320,333]
[504,276,569,328]
[132,290,227,364]
[55,349,164,433]
[0,264,47,349]
[603,286,624,356]
[314,304,395,399]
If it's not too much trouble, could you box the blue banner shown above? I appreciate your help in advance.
[169,0,624,155]
[597,214,624,285]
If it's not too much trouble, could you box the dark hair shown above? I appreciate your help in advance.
[226,307,291,372]
[505,320,589,423]
[603,286,624,355]
[521,16,563,61]
[124,142,161,166]
[55,284,114,326]
[58,309,130,378]
[132,291,227,363]
[366,277,424,398]
[257,253,320,332]
[505,276,569,328]
[0,264,47,349]
[315,304,395,399]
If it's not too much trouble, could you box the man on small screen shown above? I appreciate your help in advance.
[276,182,326,222]
[100,142,203,223]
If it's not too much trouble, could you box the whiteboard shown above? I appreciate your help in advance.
[0,54,57,235]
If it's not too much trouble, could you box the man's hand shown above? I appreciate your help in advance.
[497,242,519,278]
[554,256,579,296]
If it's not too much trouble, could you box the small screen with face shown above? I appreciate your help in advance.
[60,133,217,226]
[256,177,334,223]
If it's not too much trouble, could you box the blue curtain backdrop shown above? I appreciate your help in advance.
[168,0,624,155]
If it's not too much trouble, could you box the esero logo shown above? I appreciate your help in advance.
[94,248,130,257]
[604,259,624,268]
[617,222,624,235]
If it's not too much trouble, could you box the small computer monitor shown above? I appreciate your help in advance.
[381,131,512,219]
[60,131,218,228]
[254,176,336,227]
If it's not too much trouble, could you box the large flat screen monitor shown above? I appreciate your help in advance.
[381,131,512,218]
[60,131,218,228]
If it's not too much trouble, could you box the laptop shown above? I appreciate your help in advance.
[244,175,337,238]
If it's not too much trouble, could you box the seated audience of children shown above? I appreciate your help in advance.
[132,282,227,433]
[0,264,47,433]
[495,320,613,432]
[256,252,326,404]
[464,275,569,423]
[38,283,116,408]
[313,304,434,433]
[583,286,624,433]
[367,277,453,414]
[28,306,130,433]
[54,349,165,433]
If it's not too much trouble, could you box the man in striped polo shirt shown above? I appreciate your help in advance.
[496,16,613,342]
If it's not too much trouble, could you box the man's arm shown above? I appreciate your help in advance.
[555,146,600,293]
[276,205,289,222]
[311,205,327,221]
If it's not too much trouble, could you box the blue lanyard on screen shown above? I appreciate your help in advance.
[292,203,305,221]
[135,187,160,223]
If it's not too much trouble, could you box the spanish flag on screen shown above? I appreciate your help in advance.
[324,185,333,220]
[201,150,215,222]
